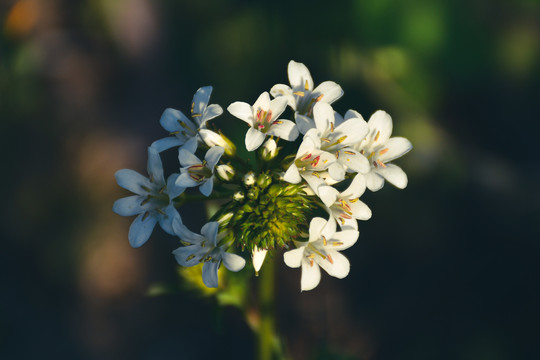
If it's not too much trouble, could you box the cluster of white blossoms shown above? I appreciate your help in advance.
[114,61,412,291]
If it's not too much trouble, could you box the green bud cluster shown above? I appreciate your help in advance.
[219,172,315,253]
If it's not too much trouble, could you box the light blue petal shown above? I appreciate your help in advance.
[113,195,146,216]
[175,173,199,188]
[160,108,189,132]
[115,169,152,195]
[199,178,213,197]
[172,245,202,266]
[172,221,204,244]
[192,86,212,115]
[202,261,220,288]
[150,137,183,152]
[158,204,180,235]
[178,149,201,167]
[147,147,165,185]
[166,174,185,199]
[128,213,158,248]
[204,146,224,169]
[201,104,223,125]
[180,137,198,154]
[201,222,219,246]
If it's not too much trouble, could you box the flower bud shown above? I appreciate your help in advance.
[216,164,235,181]
[243,172,256,186]
[256,173,272,189]
[199,129,236,156]
[233,192,245,201]
[260,139,278,161]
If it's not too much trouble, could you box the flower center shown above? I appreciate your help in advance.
[255,108,278,133]
[188,162,213,182]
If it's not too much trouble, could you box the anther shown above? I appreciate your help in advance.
[327,254,334,264]
[293,91,305,96]
[304,80,309,91]
[374,130,380,142]
[376,160,387,168]
[379,148,389,155]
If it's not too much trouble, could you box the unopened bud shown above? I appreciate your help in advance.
[261,139,278,161]
[233,192,245,201]
[243,172,256,186]
[200,129,236,156]
[216,164,235,181]
[256,173,272,189]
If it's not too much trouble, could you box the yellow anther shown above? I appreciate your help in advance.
[192,113,202,117]
[379,148,389,155]
[349,198,359,203]
[322,235,327,246]
[191,102,195,113]
[304,79,309,91]
[374,130,380,142]
[339,217,345,225]
[332,241,344,246]
[335,151,339,159]
[293,91,305,96]
[330,122,334,132]
[322,138,331,143]
[377,160,387,168]
[309,259,314,267]
[169,131,179,135]
[312,172,320,178]
[360,149,365,155]
[333,136,347,145]
[367,152,375,159]
[315,94,324,102]
[344,150,355,155]
[186,254,195,261]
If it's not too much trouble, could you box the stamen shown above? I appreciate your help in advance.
[349,198,359,203]
[327,254,334,264]
[315,94,324,102]
[293,91,305,96]
[266,110,273,123]
[190,102,195,114]
[343,150,355,155]
[272,120,283,125]
[332,241,344,246]
[156,208,166,215]
[142,211,150,221]
[376,160,387,168]
[309,258,314,267]
[335,151,339,159]
[140,185,152,192]
[322,138,331,143]
[322,235,327,246]
[192,113,202,117]
[311,156,321,167]
[374,130,380,142]
[312,172,321,178]
[332,136,347,145]
[360,149,365,155]
[330,122,334,132]
[141,196,151,206]
[188,164,205,170]
[304,80,309,91]
[186,254,195,261]
[300,153,312,161]
[367,152,375,159]
[256,109,263,121]
[379,148,389,155]
[169,131,179,135]
[339,217,345,225]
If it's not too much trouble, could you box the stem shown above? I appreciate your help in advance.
[258,255,276,360]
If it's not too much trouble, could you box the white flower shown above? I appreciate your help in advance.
[243,172,256,186]
[113,147,184,248]
[175,146,224,196]
[151,86,223,152]
[301,103,371,181]
[353,110,413,191]
[227,92,299,151]
[260,138,278,161]
[172,221,246,288]
[284,217,359,291]
[327,174,372,230]
[252,247,268,275]
[283,136,339,207]
[270,60,344,115]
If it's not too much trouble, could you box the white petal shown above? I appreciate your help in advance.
[327,163,345,182]
[269,96,288,119]
[245,127,266,151]
[368,110,393,144]
[309,217,328,242]
[222,252,246,272]
[318,185,339,208]
[227,102,254,125]
[333,118,369,146]
[252,248,268,272]
[253,91,271,112]
[296,136,318,158]
[339,150,370,174]
[202,261,220,288]
[312,81,344,105]
[312,102,334,134]
[378,137,413,162]
[317,251,350,279]
[270,84,295,108]
[341,173,366,198]
[330,230,359,250]
[288,60,314,91]
[115,169,152,195]
[349,200,372,220]
[113,195,146,216]
[284,247,305,268]
[178,149,201,167]
[301,259,321,291]
[267,120,299,141]
[128,213,158,248]
[376,164,408,189]
[199,178,214,197]
[365,172,385,192]
[201,221,219,245]
[295,113,315,135]
[147,147,165,185]
[344,109,365,122]
[204,146,225,169]
[321,216,337,239]
[283,165,301,184]
[175,173,199,188]
[150,137,183,152]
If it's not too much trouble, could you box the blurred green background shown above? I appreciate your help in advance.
[1,0,539,359]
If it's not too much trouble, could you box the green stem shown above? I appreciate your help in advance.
[258,255,276,360]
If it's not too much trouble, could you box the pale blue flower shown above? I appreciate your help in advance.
[172,220,246,288]
[151,86,223,152]
[113,147,185,248]
[175,146,224,196]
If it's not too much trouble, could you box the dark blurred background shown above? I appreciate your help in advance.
[1,0,539,359]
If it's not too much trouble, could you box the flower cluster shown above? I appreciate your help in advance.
[114,61,412,291]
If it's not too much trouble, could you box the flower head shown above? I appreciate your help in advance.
[176,146,224,196]
[172,220,246,288]
[228,92,299,151]
[151,86,223,153]
[327,174,371,229]
[354,110,413,191]
[113,147,184,247]
[284,217,358,291]
[270,60,344,115]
